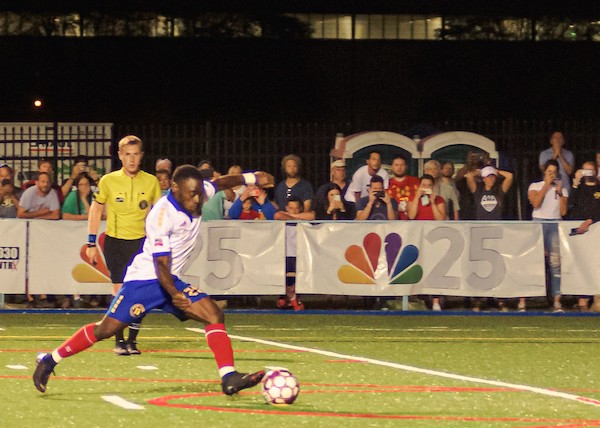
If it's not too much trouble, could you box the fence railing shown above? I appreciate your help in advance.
[0,122,113,184]
[2,118,599,220]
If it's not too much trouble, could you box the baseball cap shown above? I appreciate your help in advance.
[331,159,346,168]
[481,166,497,178]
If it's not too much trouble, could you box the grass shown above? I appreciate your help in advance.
[1,312,600,427]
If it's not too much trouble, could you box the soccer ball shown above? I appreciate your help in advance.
[262,369,300,405]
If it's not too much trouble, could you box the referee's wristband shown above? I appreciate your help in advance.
[88,234,97,244]
[242,172,256,185]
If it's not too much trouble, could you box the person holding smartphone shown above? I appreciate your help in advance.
[527,159,568,313]
[567,161,600,311]
[407,174,446,221]
[314,182,353,220]
[355,175,397,220]
[228,185,276,220]
[406,174,446,311]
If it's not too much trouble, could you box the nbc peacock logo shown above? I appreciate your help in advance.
[337,232,423,285]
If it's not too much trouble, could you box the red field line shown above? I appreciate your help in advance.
[148,392,600,424]
[2,348,300,353]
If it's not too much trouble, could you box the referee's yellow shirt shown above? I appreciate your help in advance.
[94,169,162,240]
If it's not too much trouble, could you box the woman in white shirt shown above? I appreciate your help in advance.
[527,159,568,312]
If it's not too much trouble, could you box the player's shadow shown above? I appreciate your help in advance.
[36,383,219,400]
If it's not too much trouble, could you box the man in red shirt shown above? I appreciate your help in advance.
[386,154,419,220]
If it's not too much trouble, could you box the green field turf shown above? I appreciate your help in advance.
[1,312,600,427]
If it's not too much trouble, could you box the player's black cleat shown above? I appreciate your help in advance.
[33,353,56,393]
[126,341,141,355]
[221,370,265,395]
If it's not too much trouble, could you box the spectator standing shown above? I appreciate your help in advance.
[539,131,575,192]
[455,151,489,220]
[86,135,162,356]
[61,173,103,309]
[274,197,306,311]
[316,159,354,213]
[440,161,461,220]
[348,151,389,203]
[465,165,513,311]
[355,175,398,221]
[466,166,513,221]
[407,174,446,310]
[0,164,21,218]
[423,160,442,195]
[567,161,600,311]
[18,170,60,308]
[527,159,568,313]
[274,154,315,219]
[387,154,419,220]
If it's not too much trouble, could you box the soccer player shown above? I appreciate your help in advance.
[33,165,274,395]
[86,135,162,356]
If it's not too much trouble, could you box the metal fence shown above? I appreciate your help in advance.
[118,118,600,219]
[2,118,599,220]
[0,122,113,185]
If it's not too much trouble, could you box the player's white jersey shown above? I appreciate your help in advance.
[123,181,216,282]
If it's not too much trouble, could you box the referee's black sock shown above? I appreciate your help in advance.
[128,322,141,343]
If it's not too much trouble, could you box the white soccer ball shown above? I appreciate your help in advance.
[262,369,300,405]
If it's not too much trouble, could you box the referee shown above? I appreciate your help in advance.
[86,135,162,355]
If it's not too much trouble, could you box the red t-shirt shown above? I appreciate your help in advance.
[239,210,261,220]
[387,176,420,220]
[414,195,445,220]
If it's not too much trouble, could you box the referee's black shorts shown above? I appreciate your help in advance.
[103,236,145,284]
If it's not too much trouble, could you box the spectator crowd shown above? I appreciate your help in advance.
[2,130,599,312]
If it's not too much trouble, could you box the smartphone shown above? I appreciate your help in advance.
[569,228,579,236]
[581,169,594,177]
[424,188,433,195]
[333,194,342,202]
[375,191,385,198]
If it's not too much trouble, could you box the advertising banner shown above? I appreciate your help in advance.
[182,221,286,295]
[28,221,110,294]
[559,221,600,295]
[0,219,27,293]
[297,221,546,297]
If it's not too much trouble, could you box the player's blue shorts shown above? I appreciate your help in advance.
[106,276,208,324]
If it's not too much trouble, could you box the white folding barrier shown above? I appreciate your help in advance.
[0,218,598,297]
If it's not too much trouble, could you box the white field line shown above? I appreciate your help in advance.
[101,395,144,410]
[6,364,27,370]
[187,327,600,408]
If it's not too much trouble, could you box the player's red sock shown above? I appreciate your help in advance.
[205,323,235,377]
[55,323,98,360]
